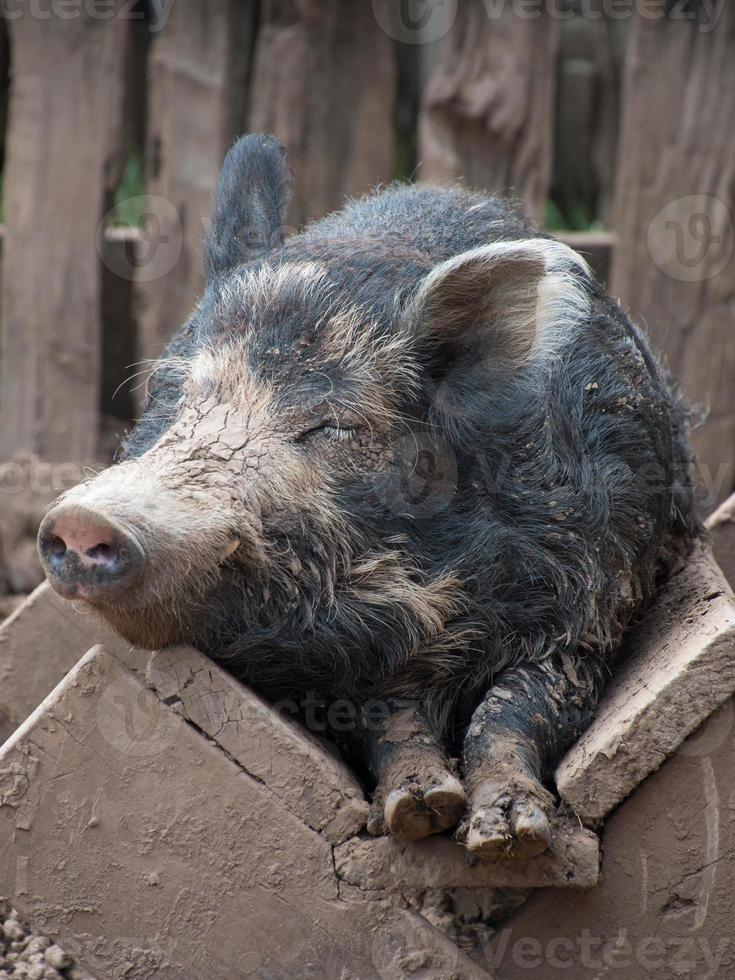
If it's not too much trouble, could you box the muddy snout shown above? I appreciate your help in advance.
[38,504,145,601]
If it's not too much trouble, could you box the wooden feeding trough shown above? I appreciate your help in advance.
[0,516,734,978]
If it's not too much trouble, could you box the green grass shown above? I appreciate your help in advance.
[545,199,605,233]
[110,154,145,228]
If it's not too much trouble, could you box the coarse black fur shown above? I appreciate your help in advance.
[123,136,700,778]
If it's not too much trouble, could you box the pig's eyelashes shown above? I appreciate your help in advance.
[296,422,358,444]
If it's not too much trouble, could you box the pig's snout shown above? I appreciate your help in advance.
[38,505,145,601]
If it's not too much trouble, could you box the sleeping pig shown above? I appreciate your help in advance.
[38,134,698,856]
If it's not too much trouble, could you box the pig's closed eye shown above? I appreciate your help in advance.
[296,422,358,444]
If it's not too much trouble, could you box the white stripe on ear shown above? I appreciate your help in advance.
[405,238,592,368]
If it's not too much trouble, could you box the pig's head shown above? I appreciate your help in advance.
[38,135,589,691]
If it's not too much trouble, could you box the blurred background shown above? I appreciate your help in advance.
[0,0,732,608]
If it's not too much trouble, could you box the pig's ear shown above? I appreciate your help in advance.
[204,134,293,280]
[405,239,591,370]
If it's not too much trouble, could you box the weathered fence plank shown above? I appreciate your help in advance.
[611,9,735,506]
[417,4,559,223]
[248,0,397,227]
[0,11,131,461]
[136,0,257,362]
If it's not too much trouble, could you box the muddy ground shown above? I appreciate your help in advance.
[0,903,93,979]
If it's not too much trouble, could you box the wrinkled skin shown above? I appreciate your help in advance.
[39,135,699,853]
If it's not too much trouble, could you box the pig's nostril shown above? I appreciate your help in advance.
[46,535,68,560]
[86,542,118,565]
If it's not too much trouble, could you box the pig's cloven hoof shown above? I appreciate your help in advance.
[368,771,467,841]
[463,776,554,860]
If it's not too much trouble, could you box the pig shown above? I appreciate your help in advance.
[38,134,698,856]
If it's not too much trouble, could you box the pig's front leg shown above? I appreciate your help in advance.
[363,698,466,841]
[462,655,606,859]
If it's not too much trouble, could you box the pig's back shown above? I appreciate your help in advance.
[304,183,539,263]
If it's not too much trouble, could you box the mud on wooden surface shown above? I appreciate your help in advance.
[0,582,131,745]
[0,644,494,979]
[146,644,368,845]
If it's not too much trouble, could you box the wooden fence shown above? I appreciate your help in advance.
[0,0,732,507]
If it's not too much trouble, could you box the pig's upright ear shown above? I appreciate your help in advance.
[204,134,293,280]
[405,239,591,371]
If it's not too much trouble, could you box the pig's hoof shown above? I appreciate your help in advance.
[386,773,467,841]
[369,772,466,841]
[464,777,553,860]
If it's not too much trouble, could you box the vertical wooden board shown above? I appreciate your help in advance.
[611,10,735,507]
[0,10,131,461]
[417,5,559,223]
[248,0,397,227]
[136,0,257,362]
[0,19,9,168]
